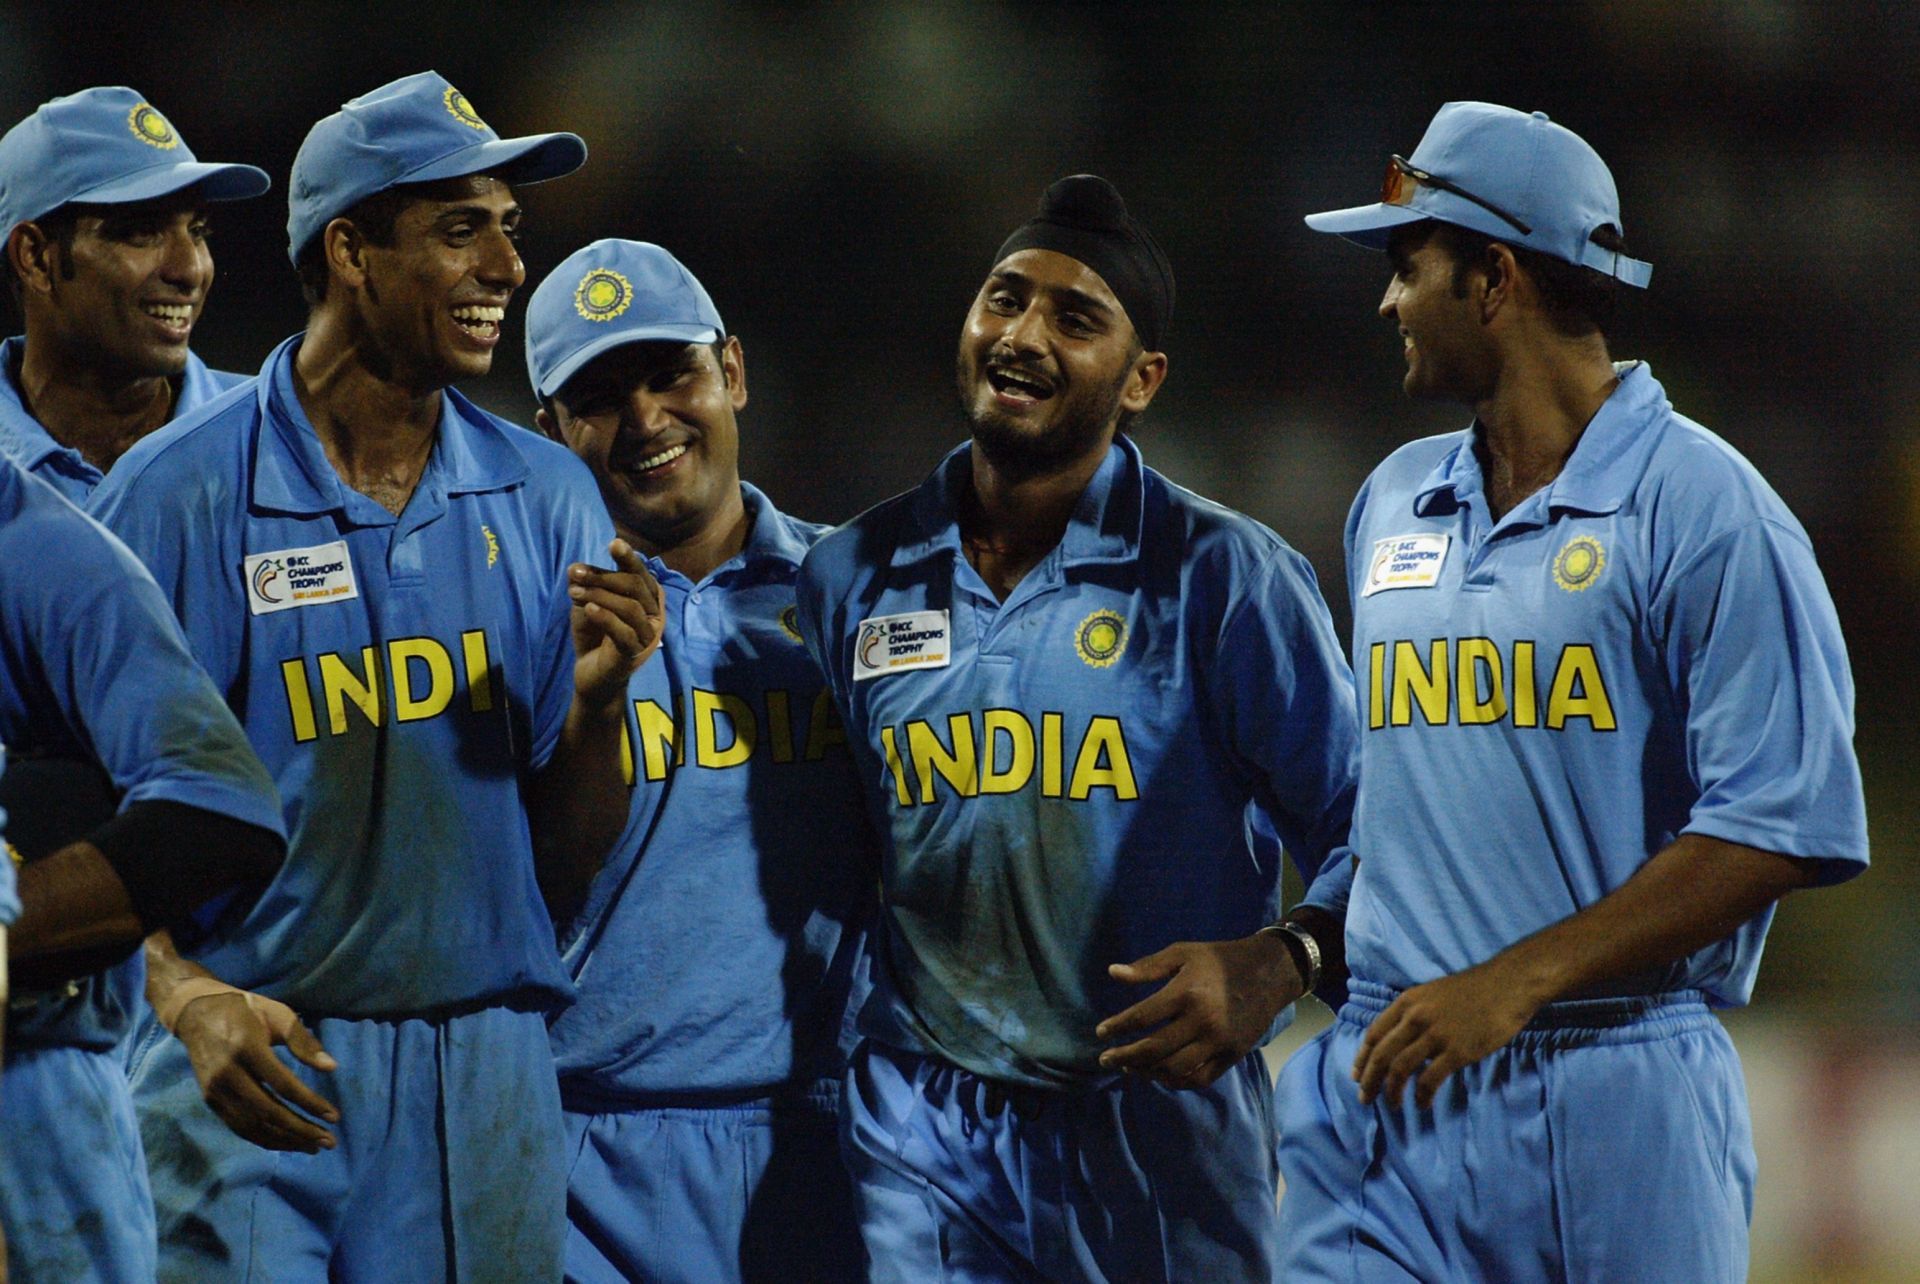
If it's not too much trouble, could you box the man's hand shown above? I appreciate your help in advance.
[1352,960,1543,1110]
[1095,933,1305,1090]
[567,539,664,709]
[170,988,340,1153]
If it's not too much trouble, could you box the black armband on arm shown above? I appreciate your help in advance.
[89,801,285,934]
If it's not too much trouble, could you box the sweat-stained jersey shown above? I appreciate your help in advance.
[88,334,610,1017]
[1342,361,1868,1002]
[796,436,1359,1090]
[0,335,246,503]
[549,483,873,1104]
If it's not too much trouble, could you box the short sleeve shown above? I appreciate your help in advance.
[18,510,284,837]
[1656,519,1867,882]
[1212,547,1361,897]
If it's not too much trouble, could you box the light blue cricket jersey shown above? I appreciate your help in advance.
[549,484,874,1105]
[1344,363,1869,1006]
[90,335,611,1018]
[0,457,284,1048]
[797,437,1360,1089]
[0,334,246,503]
[0,335,253,1046]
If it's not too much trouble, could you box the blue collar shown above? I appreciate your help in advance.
[656,481,816,589]
[1412,362,1667,521]
[887,435,1146,571]
[736,481,815,567]
[249,335,532,517]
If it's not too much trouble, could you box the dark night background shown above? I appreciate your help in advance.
[5,3,1913,1271]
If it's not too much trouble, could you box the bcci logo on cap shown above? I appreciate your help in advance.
[1074,609,1127,669]
[1553,536,1606,592]
[443,86,487,131]
[127,104,178,150]
[574,268,634,323]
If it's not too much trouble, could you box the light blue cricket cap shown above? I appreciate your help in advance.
[526,239,725,400]
[1305,101,1652,288]
[287,71,586,264]
[0,87,270,238]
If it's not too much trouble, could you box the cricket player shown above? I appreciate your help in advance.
[1,453,287,1283]
[528,238,873,1282]
[89,73,662,1282]
[1281,102,1870,1281]
[0,86,281,1284]
[0,86,269,499]
[794,174,1359,1282]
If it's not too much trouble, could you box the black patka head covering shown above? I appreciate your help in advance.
[993,174,1174,353]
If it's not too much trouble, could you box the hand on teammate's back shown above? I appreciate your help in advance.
[172,989,341,1153]
[1095,933,1307,1089]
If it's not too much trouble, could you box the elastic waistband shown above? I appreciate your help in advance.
[299,987,557,1025]
[560,1078,841,1118]
[1340,979,1716,1048]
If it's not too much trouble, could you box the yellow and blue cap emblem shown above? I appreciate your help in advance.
[574,268,634,323]
[127,103,178,150]
[443,86,487,131]
[1075,609,1128,668]
[1552,535,1606,592]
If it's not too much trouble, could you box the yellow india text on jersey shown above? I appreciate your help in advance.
[1366,637,1617,731]
[280,631,495,742]
[875,711,1138,806]
[618,687,847,785]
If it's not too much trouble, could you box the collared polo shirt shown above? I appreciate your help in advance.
[1343,362,1868,1004]
[0,334,246,502]
[90,334,610,1017]
[798,436,1359,1089]
[550,483,874,1106]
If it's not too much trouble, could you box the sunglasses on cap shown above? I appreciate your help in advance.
[1382,154,1531,236]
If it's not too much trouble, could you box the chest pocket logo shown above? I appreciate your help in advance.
[1553,536,1606,592]
[1074,609,1128,669]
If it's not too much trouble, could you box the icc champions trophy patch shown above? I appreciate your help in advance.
[244,540,360,615]
[127,104,178,150]
[853,610,950,681]
[1553,536,1606,592]
[574,268,634,323]
[443,86,487,131]
[1074,609,1128,669]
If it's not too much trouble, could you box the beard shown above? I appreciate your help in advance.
[954,353,1131,481]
